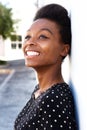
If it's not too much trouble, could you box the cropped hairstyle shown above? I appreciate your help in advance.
[33,4,71,56]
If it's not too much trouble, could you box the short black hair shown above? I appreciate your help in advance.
[33,4,71,55]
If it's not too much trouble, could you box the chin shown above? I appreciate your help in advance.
[25,61,36,68]
[25,62,32,67]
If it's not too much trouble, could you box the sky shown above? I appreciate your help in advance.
[0,0,71,35]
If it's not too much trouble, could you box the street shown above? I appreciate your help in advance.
[0,59,37,130]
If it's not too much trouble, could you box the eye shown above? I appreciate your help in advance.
[39,35,48,39]
[25,35,31,41]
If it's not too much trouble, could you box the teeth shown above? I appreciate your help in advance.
[26,51,39,56]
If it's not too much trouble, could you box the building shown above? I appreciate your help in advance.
[0,34,24,61]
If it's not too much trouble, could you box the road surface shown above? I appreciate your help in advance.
[0,59,37,130]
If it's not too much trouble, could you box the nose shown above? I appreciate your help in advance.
[24,38,37,46]
[22,38,37,52]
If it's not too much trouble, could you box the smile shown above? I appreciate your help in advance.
[26,51,40,57]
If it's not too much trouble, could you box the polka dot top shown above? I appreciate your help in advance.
[14,83,78,130]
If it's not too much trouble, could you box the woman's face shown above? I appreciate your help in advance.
[22,19,68,69]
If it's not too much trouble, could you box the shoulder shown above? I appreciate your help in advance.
[38,83,75,112]
[41,83,74,103]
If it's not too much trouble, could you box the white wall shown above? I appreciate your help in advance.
[0,36,5,58]
[4,38,24,61]
[71,1,87,130]
[0,37,24,61]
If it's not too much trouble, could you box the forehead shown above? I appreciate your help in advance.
[27,18,59,33]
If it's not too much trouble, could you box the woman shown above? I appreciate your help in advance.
[14,4,78,130]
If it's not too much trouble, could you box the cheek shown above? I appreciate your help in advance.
[43,45,60,61]
[47,43,60,56]
[22,43,25,53]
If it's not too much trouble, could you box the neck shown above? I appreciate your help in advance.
[35,65,64,91]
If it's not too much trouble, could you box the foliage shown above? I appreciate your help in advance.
[0,60,7,65]
[0,2,17,39]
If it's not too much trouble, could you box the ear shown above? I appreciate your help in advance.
[60,44,70,57]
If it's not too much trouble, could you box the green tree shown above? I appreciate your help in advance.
[0,2,16,39]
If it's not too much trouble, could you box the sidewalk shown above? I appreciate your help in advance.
[0,59,37,130]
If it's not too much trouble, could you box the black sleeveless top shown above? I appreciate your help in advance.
[14,83,78,130]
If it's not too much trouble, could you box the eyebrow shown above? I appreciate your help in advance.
[40,28,53,35]
[27,28,53,35]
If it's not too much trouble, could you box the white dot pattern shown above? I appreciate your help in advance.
[14,83,78,130]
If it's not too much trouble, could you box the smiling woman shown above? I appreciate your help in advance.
[14,3,78,130]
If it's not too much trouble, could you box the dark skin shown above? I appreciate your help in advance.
[22,19,70,98]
